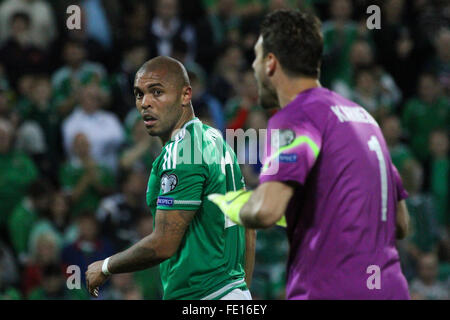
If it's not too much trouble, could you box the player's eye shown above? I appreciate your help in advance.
[135,91,143,99]
[153,89,162,96]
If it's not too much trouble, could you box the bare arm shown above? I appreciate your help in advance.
[240,181,294,228]
[108,209,195,273]
[396,199,410,240]
[244,228,256,288]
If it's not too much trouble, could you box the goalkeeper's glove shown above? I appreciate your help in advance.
[208,189,287,227]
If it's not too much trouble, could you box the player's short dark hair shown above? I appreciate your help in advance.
[260,9,323,78]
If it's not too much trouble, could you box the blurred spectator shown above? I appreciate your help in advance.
[148,0,197,62]
[252,227,288,300]
[373,0,419,99]
[400,160,441,264]
[189,69,225,133]
[0,118,38,243]
[103,273,142,300]
[171,39,206,76]
[412,0,450,52]
[115,1,151,51]
[22,232,62,297]
[120,118,161,174]
[321,0,360,88]
[52,38,109,118]
[61,212,115,288]
[380,114,414,174]
[0,244,21,299]
[59,133,115,217]
[333,40,402,107]
[81,0,119,50]
[194,0,231,73]
[208,0,241,46]
[8,180,53,264]
[0,0,57,49]
[238,109,268,190]
[350,66,396,120]
[424,129,449,230]
[110,42,150,120]
[28,263,85,300]
[0,79,19,127]
[209,44,245,104]
[410,253,449,300]
[225,69,259,130]
[96,170,148,250]
[428,28,450,97]
[28,191,78,255]
[15,74,63,180]
[0,240,19,292]
[133,214,163,300]
[402,72,450,162]
[62,82,125,172]
[0,11,49,88]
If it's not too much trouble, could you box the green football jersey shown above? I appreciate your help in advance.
[146,117,247,300]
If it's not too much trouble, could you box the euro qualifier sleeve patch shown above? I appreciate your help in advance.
[157,196,174,207]
[161,173,178,193]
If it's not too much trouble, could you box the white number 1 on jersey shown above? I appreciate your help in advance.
[221,150,237,228]
[368,136,387,222]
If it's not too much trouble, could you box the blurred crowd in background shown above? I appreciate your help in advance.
[0,0,448,300]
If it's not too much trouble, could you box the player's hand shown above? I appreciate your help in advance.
[208,190,252,225]
[85,260,109,298]
[208,190,287,227]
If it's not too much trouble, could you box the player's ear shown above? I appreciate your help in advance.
[181,86,192,107]
[265,53,277,77]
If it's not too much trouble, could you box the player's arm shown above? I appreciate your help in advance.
[396,199,410,239]
[244,228,256,288]
[240,181,294,228]
[86,209,194,296]
[108,209,194,272]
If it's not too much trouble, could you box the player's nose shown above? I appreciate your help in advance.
[141,94,152,109]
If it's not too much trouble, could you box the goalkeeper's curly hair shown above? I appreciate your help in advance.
[260,9,323,78]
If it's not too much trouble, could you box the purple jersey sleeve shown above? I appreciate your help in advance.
[259,113,322,185]
[391,163,409,201]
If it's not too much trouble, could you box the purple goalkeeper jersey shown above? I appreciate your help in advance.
[259,87,410,300]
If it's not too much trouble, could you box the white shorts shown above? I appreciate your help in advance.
[220,288,252,300]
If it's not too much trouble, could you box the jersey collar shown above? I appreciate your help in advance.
[169,117,201,142]
[181,117,201,130]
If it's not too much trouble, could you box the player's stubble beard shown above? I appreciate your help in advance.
[257,77,279,110]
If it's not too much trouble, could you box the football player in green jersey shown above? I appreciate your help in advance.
[86,56,256,300]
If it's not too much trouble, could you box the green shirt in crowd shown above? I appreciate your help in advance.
[59,161,115,217]
[389,144,414,174]
[430,157,449,227]
[0,151,37,228]
[406,195,440,253]
[8,199,38,259]
[402,96,450,161]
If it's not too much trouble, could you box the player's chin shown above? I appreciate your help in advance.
[145,126,158,136]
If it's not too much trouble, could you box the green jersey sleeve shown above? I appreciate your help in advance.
[155,142,207,211]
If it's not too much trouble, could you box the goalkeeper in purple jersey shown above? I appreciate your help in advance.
[210,9,411,299]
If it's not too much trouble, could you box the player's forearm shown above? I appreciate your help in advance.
[244,228,256,288]
[240,182,293,228]
[240,191,280,228]
[240,200,275,228]
[107,234,168,274]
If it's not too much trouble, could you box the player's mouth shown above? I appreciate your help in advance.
[142,114,158,127]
